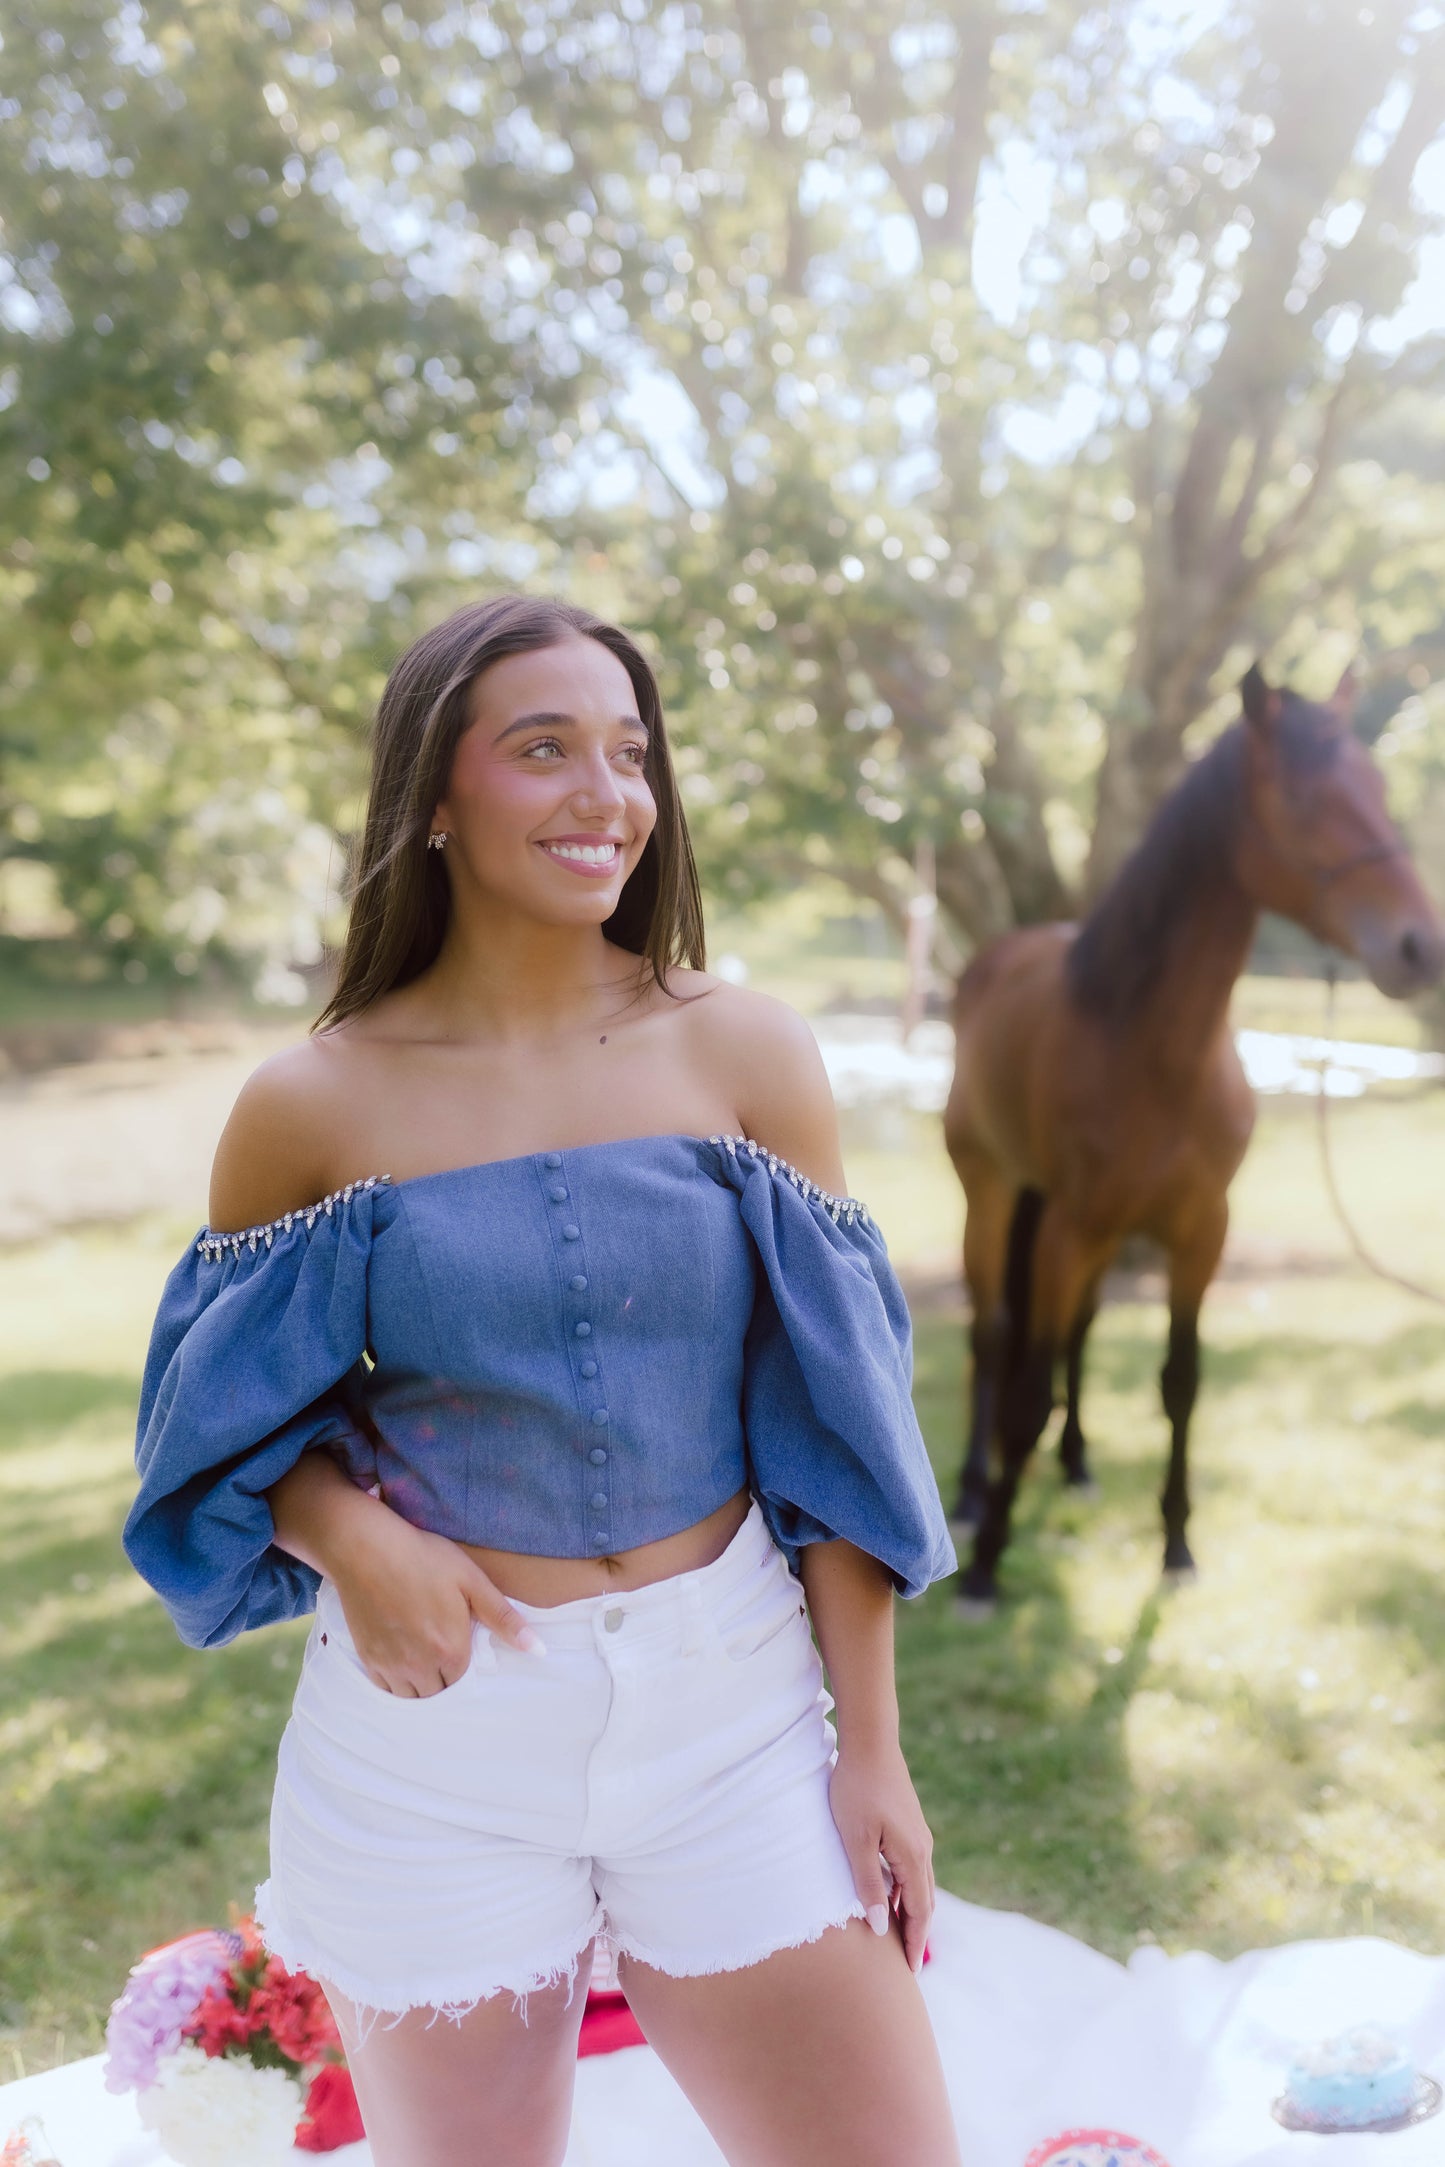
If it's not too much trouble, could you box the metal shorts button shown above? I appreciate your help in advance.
[603,1607,624,1632]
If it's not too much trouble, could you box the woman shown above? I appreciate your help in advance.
[127,595,960,2167]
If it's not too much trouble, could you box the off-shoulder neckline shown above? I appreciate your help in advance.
[195,1132,869,1258]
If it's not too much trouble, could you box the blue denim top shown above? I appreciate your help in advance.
[126,1132,956,1648]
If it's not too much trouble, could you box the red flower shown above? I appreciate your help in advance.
[185,1983,261,2059]
[295,2062,365,2152]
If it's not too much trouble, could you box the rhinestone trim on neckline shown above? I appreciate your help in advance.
[196,1174,393,1261]
[194,1134,870,1262]
[709,1133,869,1226]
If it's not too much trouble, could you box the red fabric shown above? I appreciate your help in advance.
[295,2063,366,2152]
[574,1940,930,2059]
[578,1990,648,2057]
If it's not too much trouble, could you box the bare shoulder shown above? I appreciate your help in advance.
[207,1032,366,1233]
[670,975,847,1195]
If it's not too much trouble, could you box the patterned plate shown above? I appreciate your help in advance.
[1271,2072,1442,2135]
[1025,2134,1172,2167]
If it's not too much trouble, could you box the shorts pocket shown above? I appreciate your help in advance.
[330,1634,479,1704]
[713,1588,810,1666]
[314,1586,484,1705]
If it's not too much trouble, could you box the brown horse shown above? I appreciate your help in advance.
[944,665,1444,1611]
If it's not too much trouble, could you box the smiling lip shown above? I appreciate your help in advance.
[537,836,624,878]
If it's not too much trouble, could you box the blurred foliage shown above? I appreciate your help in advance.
[2,0,1444,993]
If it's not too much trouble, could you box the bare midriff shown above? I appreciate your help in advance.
[454,1485,753,1607]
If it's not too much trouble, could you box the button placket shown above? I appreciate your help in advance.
[539,1152,615,1557]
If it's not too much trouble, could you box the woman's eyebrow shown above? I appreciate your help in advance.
[493,709,648,743]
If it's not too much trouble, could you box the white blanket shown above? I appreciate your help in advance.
[4,1893,1442,2166]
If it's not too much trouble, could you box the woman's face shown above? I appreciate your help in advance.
[434,635,658,929]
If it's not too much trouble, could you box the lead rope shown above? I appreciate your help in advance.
[1314,960,1445,1311]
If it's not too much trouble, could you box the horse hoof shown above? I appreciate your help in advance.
[1161,1561,1197,1589]
[955,1593,998,1624]
[1062,1474,1099,1499]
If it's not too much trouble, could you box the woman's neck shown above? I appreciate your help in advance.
[398,915,646,1046]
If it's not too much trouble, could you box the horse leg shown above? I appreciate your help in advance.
[959,1200,1106,1613]
[951,1150,1014,1530]
[1159,1204,1228,1580]
[1058,1292,1098,1491]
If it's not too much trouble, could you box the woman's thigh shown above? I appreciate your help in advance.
[618,1917,961,2167]
[323,1949,594,2167]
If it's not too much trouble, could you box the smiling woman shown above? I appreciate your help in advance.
[122,593,960,2167]
[312,595,705,1036]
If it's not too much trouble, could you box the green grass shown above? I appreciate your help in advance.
[4,1097,1445,2080]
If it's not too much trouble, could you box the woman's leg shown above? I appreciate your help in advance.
[618,1918,961,2167]
[322,1946,594,2167]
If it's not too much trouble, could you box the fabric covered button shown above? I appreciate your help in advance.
[562,1224,580,1241]
[603,1606,624,1631]
[574,1320,591,1338]
[549,1184,568,1203]
[589,1446,608,1465]
[591,1492,608,1510]
[591,1531,609,1548]
[544,1153,563,1169]
[591,1408,609,1425]
[579,1359,598,1378]
[569,1274,588,1291]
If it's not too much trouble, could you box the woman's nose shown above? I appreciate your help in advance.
[573,754,626,809]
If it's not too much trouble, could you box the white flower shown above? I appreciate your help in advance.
[136,2043,302,2167]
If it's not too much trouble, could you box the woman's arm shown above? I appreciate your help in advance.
[711,989,936,1971]
[211,1051,542,1692]
[267,1453,545,1691]
[801,1539,935,1973]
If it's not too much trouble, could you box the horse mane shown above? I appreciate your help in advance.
[1066,698,1341,1027]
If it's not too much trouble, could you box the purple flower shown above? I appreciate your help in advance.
[103,1931,234,2095]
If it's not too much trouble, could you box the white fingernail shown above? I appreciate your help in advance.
[867,1904,890,1937]
[515,1625,547,1656]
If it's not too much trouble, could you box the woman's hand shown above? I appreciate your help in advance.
[829,1740,936,1975]
[267,1450,543,1695]
[329,1505,545,1696]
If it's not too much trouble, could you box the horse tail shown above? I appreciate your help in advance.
[1002,1185,1045,1365]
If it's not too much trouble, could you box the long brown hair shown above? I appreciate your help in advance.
[312,595,706,1033]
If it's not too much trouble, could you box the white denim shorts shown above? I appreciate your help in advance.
[254,1501,866,2019]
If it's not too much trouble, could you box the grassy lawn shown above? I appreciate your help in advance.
[4,1093,1445,2080]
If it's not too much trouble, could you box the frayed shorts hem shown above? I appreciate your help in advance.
[610,1895,869,1980]
[256,1879,869,2028]
[253,1881,608,2031]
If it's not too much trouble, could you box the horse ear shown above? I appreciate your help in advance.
[1329,664,1359,727]
[1240,663,1281,733]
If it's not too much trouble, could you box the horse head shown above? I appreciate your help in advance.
[1235,662,1444,998]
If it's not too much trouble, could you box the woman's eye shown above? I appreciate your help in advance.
[521,738,564,760]
[619,742,648,765]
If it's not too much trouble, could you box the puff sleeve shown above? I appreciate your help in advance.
[124,1177,389,1650]
[713,1137,956,1598]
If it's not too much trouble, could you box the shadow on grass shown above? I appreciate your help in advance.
[901,1313,1227,1960]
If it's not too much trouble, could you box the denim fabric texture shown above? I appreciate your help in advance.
[126,1133,957,1649]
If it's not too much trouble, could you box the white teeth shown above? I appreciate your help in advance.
[544,841,618,864]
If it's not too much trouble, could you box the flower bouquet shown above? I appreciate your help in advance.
[104,1914,363,2165]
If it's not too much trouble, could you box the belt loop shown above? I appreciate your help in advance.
[679,1577,703,1658]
